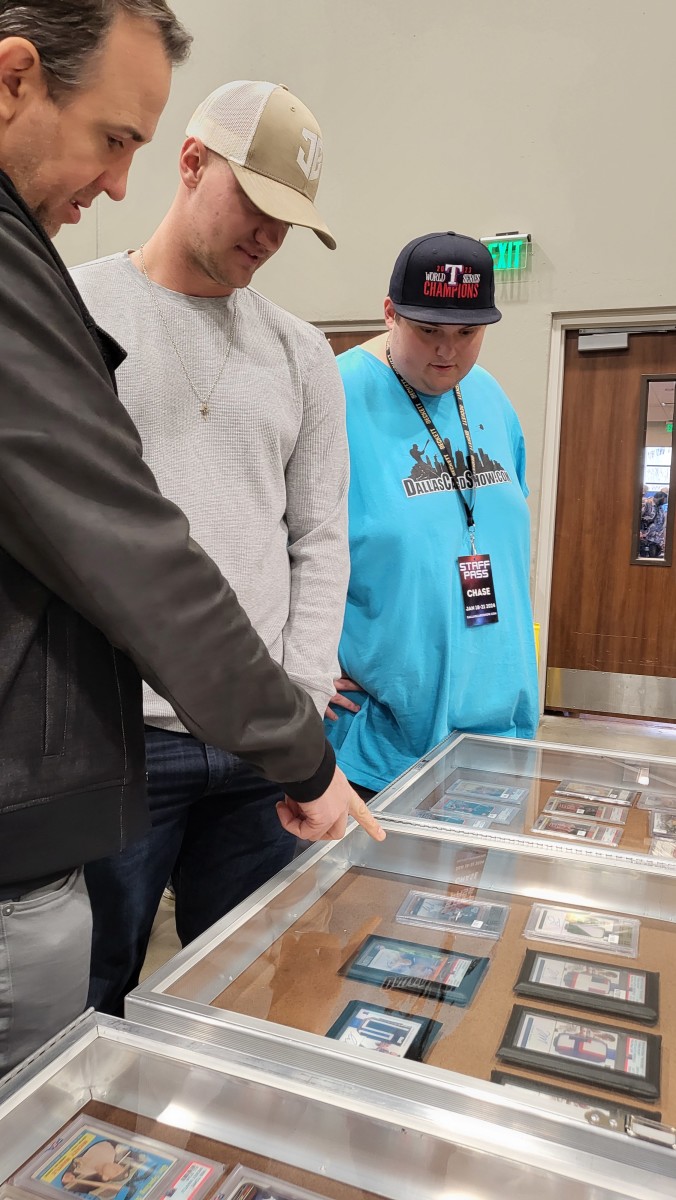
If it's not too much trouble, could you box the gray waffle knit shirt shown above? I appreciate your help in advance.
[72,251,349,728]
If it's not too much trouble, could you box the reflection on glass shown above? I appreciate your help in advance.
[638,379,673,561]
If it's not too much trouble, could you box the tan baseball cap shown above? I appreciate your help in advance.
[186,80,335,250]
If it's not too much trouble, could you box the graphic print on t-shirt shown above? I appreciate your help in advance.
[402,440,512,498]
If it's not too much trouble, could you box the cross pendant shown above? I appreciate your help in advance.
[200,403,210,419]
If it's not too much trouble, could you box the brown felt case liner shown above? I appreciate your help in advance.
[20,1101,381,1200]
[171,864,674,1127]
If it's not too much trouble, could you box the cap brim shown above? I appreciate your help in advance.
[228,161,336,250]
[391,302,502,326]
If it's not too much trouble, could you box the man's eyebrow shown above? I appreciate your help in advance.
[118,126,148,144]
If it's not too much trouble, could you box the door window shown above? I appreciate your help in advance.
[633,377,674,565]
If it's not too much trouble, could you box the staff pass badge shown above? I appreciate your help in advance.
[457,554,499,627]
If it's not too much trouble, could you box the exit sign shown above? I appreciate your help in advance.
[667,422,674,433]
[481,233,531,272]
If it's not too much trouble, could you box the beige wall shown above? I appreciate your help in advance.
[57,0,676,554]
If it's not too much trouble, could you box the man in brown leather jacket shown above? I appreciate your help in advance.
[0,0,383,1076]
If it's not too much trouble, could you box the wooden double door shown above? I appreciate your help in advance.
[547,330,676,719]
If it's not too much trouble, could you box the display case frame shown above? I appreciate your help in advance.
[0,1013,675,1200]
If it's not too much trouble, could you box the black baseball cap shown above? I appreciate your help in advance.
[389,231,502,325]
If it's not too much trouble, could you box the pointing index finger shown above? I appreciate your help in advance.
[348,793,386,842]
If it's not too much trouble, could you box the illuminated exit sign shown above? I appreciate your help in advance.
[481,233,531,272]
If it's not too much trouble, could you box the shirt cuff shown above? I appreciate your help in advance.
[281,740,336,803]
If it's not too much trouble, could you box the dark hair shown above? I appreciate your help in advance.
[0,1,192,96]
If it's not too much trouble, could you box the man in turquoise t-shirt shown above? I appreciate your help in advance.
[326,231,538,793]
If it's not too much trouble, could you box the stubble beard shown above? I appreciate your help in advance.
[189,238,250,293]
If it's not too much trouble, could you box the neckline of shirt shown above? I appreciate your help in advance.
[118,250,241,313]
[353,343,461,406]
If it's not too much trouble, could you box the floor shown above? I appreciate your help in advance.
[141,713,676,982]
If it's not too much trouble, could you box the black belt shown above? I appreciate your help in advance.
[0,871,64,902]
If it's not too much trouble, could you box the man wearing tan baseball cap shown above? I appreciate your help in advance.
[187,79,335,248]
[72,81,359,1014]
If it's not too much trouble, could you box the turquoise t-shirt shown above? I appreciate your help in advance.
[326,347,539,791]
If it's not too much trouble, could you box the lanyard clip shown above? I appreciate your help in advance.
[469,527,477,555]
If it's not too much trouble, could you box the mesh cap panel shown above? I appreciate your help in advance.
[186,80,276,163]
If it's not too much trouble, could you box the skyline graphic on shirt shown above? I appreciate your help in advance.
[402,440,512,498]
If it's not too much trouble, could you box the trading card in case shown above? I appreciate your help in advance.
[524,903,640,958]
[531,814,623,846]
[637,791,676,811]
[430,796,519,824]
[218,1166,331,1200]
[489,1072,662,1130]
[443,778,529,805]
[396,889,509,939]
[13,1115,225,1200]
[497,1005,661,1100]
[649,810,676,838]
[649,837,676,859]
[514,949,658,1023]
[552,780,637,806]
[340,933,490,1006]
[415,807,493,829]
[542,796,628,825]
[326,999,441,1061]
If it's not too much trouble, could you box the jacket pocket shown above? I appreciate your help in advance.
[42,601,69,757]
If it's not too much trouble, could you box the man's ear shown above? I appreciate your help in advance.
[0,37,44,122]
[384,296,397,330]
[178,136,210,190]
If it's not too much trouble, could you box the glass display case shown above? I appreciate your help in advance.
[125,735,676,1194]
[368,732,676,864]
[3,1012,674,1200]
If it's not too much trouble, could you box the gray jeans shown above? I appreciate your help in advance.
[0,869,92,1077]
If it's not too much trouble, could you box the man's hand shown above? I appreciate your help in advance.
[325,676,362,722]
[276,765,385,843]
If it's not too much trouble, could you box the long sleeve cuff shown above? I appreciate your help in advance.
[281,739,336,803]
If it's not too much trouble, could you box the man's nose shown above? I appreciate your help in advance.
[256,216,289,251]
[101,164,130,203]
[435,334,460,359]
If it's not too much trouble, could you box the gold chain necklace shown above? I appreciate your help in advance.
[138,244,238,419]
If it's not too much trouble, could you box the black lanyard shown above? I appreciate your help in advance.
[386,344,478,542]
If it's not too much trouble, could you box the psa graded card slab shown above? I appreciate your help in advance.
[497,1005,661,1100]
[542,796,628,825]
[490,1072,661,1130]
[340,934,489,1005]
[14,1116,224,1200]
[444,779,529,805]
[418,810,493,829]
[220,1166,331,1200]
[553,780,637,806]
[430,795,519,824]
[326,999,441,1061]
[531,814,623,845]
[637,791,676,811]
[524,904,640,958]
[396,889,509,939]
[650,810,676,838]
[514,949,658,1023]
[650,836,676,859]
[1,1188,48,1200]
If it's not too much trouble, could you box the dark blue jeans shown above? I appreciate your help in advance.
[84,727,293,1016]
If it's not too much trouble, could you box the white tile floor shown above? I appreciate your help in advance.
[141,713,676,981]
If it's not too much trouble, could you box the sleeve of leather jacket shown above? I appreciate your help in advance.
[0,214,335,801]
